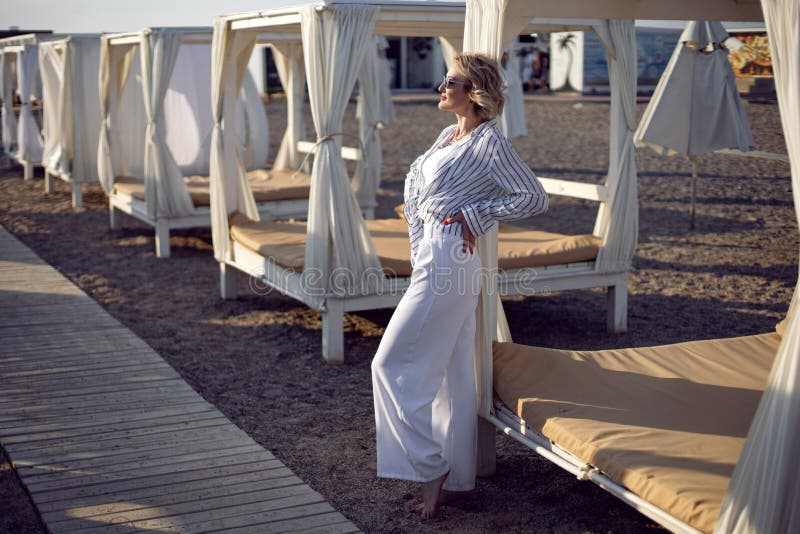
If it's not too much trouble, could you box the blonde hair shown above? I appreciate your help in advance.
[453,53,505,121]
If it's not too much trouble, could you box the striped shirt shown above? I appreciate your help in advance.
[403,119,549,264]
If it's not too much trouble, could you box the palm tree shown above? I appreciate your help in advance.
[557,33,578,92]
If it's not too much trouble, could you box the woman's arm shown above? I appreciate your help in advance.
[459,136,548,237]
[403,155,425,267]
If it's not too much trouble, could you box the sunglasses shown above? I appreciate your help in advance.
[441,75,467,89]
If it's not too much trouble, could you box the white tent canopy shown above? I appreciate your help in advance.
[39,35,103,208]
[98,27,270,218]
[0,33,54,180]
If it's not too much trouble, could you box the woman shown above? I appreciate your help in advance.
[371,53,548,520]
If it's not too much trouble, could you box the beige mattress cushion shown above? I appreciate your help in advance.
[229,215,600,275]
[113,169,312,207]
[229,213,413,277]
[493,333,781,533]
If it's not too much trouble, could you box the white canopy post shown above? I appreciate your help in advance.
[0,53,18,155]
[139,29,193,218]
[354,37,388,218]
[592,20,638,279]
[375,36,395,126]
[97,37,138,194]
[464,0,530,422]
[715,0,800,531]
[300,3,383,310]
[17,42,43,174]
[271,40,307,170]
[209,17,261,264]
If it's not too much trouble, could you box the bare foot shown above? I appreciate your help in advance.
[418,471,449,520]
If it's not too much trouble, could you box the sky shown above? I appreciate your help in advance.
[0,0,762,35]
[0,0,309,34]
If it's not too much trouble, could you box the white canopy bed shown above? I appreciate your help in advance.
[98,27,301,258]
[211,0,646,363]
[0,33,52,181]
[464,0,798,532]
[38,35,104,208]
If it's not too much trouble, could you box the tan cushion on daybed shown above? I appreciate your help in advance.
[229,213,414,277]
[229,215,601,276]
[113,169,312,207]
[493,333,781,533]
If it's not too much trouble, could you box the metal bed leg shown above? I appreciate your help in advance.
[44,170,52,193]
[220,263,238,300]
[607,274,628,333]
[155,220,171,258]
[71,183,83,208]
[109,202,120,230]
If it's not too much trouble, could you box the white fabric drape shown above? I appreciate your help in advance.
[209,18,261,263]
[354,38,387,212]
[439,36,462,70]
[301,4,383,304]
[38,42,64,171]
[240,71,270,170]
[139,30,193,218]
[0,53,18,154]
[715,0,800,531]
[592,20,638,274]
[41,38,102,183]
[271,41,306,170]
[634,21,756,157]
[501,46,527,139]
[97,39,139,193]
[17,44,43,163]
[463,0,529,417]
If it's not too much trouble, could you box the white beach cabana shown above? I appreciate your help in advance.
[0,33,53,181]
[634,21,757,228]
[38,35,103,208]
[464,0,799,532]
[211,0,647,362]
[98,27,292,258]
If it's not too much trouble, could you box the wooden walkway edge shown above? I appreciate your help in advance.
[0,226,359,533]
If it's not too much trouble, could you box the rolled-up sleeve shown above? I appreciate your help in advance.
[460,137,548,237]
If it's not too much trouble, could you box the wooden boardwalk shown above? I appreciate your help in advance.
[0,227,358,533]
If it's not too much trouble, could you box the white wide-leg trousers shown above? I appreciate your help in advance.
[372,223,481,491]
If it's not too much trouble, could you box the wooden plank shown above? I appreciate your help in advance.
[36,466,296,514]
[0,390,202,419]
[7,415,233,454]
[0,378,197,406]
[49,482,317,531]
[19,437,261,479]
[29,459,286,505]
[3,410,224,446]
[80,489,325,533]
[0,361,174,384]
[42,474,304,523]
[3,403,215,436]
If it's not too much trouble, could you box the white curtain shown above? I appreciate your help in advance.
[439,36,463,70]
[592,20,638,274]
[715,0,800,531]
[139,29,193,218]
[0,53,18,154]
[38,42,64,171]
[17,44,43,163]
[97,38,138,193]
[209,18,261,263]
[353,37,386,212]
[240,71,270,170]
[301,4,383,304]
[501,46,527,139]
[68,38,102,182]
[271,40,306,170]
[463,0,530,417]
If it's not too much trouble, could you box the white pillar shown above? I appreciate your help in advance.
[400,37,408,89]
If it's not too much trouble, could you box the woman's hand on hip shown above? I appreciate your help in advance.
[443,212,476,254]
